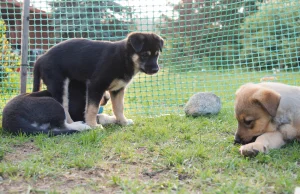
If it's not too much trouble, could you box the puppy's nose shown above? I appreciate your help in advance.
[234,134,242,144]
[148,66,159,75]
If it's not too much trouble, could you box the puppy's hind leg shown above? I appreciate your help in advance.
[85,84,104,128]
[100,91,110,106]
[46,76,74,124]
[44,75,73,123]
[62,78,74,123]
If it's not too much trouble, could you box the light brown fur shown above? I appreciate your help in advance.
[234,82,300,157]
[109,88,133,125]
[85,104,103,128]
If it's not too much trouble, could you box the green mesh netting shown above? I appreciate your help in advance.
[0,0,300,116]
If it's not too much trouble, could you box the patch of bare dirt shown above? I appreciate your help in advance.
[0,159,179,193]
[0,167,120,194]
[0,146,187,193]
[3,141,40,163]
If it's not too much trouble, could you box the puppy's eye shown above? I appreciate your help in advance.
[244,119,253,126]
[140,52,150,59]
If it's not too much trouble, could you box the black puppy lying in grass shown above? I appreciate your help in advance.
[2,90,91,136]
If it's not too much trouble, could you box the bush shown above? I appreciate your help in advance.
[238,0,300,70]
[159,35,203,72]
[0,19,20,92]
[158,0,258,72]
[49,0,134,43]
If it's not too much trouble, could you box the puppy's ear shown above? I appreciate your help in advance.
[159,38,164,52]
[251,88,281,117]
[129,34,144,52]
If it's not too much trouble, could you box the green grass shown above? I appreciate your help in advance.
[0,69,300,193]
[1,68,300,116]
[124,67,300,115]
[0,111,299,193]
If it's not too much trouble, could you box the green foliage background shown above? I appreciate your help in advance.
[239,0,300,70]
[159,0,300,71]
[0,20,20,93]
[49,0,134,43]
[0,0,300,116]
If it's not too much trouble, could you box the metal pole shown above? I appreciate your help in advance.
[20,0,30,94]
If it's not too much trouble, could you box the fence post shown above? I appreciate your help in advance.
[20,0,30,94]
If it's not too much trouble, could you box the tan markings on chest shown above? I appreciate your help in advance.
[131,54,141,75]
[108,79,129,91]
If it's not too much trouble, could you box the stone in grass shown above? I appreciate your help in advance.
[184,92,221,116]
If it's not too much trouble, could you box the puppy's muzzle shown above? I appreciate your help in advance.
[234,134,242,144]
[142,66,159,75]
[142,59,160,75]
[234,133,258,145]
[147,66,159,75]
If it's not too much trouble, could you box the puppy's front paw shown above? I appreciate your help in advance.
[93,124,104,129]
[118,119,134,126]
[97,114,117,125]
[86,120,104,129]
[239,142,267,157]
[125,119,134,125]
[69,121,92,131]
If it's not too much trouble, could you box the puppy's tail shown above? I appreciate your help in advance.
[33,61,41,92]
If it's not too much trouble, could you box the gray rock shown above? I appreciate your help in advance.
[184,92,221,116]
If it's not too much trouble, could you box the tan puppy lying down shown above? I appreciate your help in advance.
[234,82,300,157]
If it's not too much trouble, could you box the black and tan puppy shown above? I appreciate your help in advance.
[33,32,164,128]
[234,82,300,157]
[2,91,91,136]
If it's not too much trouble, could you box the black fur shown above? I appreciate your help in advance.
[2,91,89,136]
[68,80,87,122]
[33,32,164,126]
[68,80,110,122]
